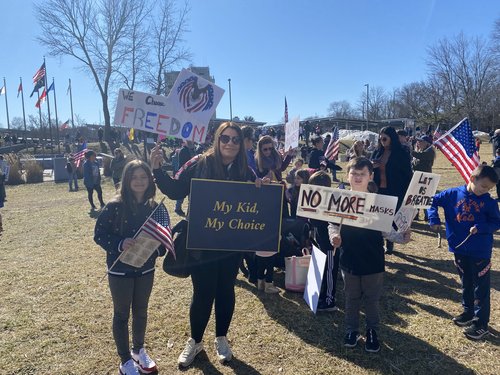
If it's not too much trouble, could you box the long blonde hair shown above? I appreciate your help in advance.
[255,135,282,174]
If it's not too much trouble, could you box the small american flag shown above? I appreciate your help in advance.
[139,203,174,258]
[73,148,88,168]
[434,118,480,183]
[284,97,288,123]
[324,127,340,161]
[32,62,46,84]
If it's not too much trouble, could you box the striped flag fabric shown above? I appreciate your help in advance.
[32,63,46,84]
[324,127,340,161]
[73,148,88,168]
[60,120,70,130]
[434,118,480,183]
[17,82,22,98]
[139,203,174,258]
[35,88,47,108]
[284,97,288,123]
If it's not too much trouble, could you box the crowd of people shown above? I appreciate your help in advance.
[89,121,500,374]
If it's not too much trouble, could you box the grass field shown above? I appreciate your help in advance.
[0,148,499,375]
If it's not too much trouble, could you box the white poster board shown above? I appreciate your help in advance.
[297,184,398,232]
[284,116,300,150]
[394,172,441,232]
[113,69,224,143]
[303,245,327,314]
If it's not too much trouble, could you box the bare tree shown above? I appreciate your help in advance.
[145,0,191,95]
[427,33,496,126]
[327,100,356,118]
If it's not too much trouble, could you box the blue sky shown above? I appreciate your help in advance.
[0,0,498,129]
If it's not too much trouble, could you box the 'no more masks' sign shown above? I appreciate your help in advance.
[297,184,398,232]
[113,69,224,143]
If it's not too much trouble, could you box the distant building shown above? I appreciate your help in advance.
[164,66,216,118]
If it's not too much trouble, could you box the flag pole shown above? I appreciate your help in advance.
[36,90,44,147]
[43,57,54,154]
[100,197,166,282]
[3,78,10,130]
[68,78,75,129]
[19,77,27,141]
[51,78,61,154]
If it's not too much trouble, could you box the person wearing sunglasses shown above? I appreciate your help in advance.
[371,126,413,254]
[150,122,262,368]
[255,135,292,183]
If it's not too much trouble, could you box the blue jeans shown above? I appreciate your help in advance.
[454,254,491,325]
[68,171,78,191]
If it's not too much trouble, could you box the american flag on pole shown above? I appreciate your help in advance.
[284,97,288,123]
[138,203,174,258]
[434,118,480,183]
[324,127,340,161]
[32,63,46,84]
[73,148,88,168]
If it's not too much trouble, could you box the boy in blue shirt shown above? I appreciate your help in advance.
[428,165,500,340]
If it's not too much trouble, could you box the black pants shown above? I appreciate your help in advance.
[108,272,154,364]
[319,249,340,305]
[190,252,242,343]
[256,254,275,282]
[87,184,105,208]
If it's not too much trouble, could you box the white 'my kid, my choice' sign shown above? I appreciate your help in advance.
[113,69,224,144]
[297,184,398,232]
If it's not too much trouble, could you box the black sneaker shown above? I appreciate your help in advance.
[365,329,380,353]
[464,323,489,340]
[317,300,339,312]
[452,312,475,327]
[344,331,361,348]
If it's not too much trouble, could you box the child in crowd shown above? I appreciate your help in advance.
[83,150,105,210]
[94,160,166,375]
[307,171,340,312]
[328,157,410,352]
[428,165,500,340]
[66,155,79,192]
[286,169,310,218]
[285,158,304,184]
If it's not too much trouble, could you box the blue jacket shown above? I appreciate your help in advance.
[427,185,500,259]
[83,159,101,188]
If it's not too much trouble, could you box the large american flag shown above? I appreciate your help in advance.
[73,148,88,168]
[139,203,175,258]
[32,62,46,84]
[434,118,480,183]
[324,127,340,161]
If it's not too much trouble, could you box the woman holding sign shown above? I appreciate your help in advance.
[151,122,260,368]
[371,127,413,254]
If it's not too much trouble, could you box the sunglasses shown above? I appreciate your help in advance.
[219,134,241,145]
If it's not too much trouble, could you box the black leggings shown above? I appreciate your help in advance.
[108,272,154,364]
[190,252,242,343]
[87,185,105,207]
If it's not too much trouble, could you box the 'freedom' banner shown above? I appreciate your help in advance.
[113,69,224,143]
[186,179,284,252]
[297,184,398,232]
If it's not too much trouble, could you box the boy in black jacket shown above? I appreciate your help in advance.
[328,157,409,352]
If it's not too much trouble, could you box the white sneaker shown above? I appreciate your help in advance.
[131,348,157,374]
[214,336,233,363]
[178,338,203,367]
[264,282,280,294]
[119,359,140,375]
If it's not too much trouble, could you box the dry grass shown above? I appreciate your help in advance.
[0,148,499,375]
